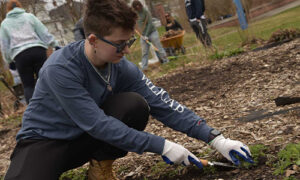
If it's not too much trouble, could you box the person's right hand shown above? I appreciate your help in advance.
[210,135,253,165]
[161,140,203,169]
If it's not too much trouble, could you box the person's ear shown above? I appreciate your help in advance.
[87,34,97,47]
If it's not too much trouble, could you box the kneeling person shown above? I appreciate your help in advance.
[4,0,253,180]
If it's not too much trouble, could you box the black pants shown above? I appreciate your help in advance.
[190,20,212,47]
[14,47,47,104]
[4,92,150,180]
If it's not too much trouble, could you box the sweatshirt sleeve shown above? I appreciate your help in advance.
[119,60,214,143]
[43,64,164,155]
[29,13,59,47]
[194,0,205,19]
[143,10,153,37]
[0,23,13,63]
[174,20,183,30]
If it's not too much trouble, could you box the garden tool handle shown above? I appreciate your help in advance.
[199,159,209,166]
[134,29,143,39]
[134,29,159,52]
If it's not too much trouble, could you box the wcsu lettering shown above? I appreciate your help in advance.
[142,75,185,113]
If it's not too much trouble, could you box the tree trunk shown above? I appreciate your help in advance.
[66,0,80,24]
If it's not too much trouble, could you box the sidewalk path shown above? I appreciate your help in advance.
[251,0,300,21]
[204,0,300,41]
[208,0,300,29]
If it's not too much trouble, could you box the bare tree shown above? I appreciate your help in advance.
[30,0,40,16]
[65,0,81,23]
[0,1,9,79]
[0,1,5,22]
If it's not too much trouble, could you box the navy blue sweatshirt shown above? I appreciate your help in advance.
[185,0,206,22]
[17,40,213,155]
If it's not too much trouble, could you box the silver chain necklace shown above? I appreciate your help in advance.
[84,50,112,91]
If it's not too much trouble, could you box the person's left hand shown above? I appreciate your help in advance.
[210,135,254,165]
[162,140,203,169]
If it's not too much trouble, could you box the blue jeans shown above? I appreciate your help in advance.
[140,30,168,70]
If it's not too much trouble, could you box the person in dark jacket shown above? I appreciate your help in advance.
[4,0,253,180]
[73,17,85,41]
[165,12,183,32]
[185,0,212,47]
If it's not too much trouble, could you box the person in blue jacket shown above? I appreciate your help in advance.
[185,0,212,47]
[4,0,253,180]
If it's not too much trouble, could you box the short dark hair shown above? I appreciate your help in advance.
[132,0,143,10]
[83,0,137,37]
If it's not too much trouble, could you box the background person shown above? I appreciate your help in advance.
[0,0,59,104]
[132,0,169,71]
[73,17,85,41]
[4,0,253,180]
[165,12,183,32]
[185,0,212,47]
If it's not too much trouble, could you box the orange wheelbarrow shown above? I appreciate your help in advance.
[160,30,185,56]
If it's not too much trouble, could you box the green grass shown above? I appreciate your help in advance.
[209,47,244,60]
[0,115,22,127]
[251,6,300,40]
[150,161,182,178]
[284,177,299,180]
[59,167,88,180]
[210,5,300,50]
[127,5,300,77]
[52,143,299,179]
[274,143,300,175]
[239,144,268,169]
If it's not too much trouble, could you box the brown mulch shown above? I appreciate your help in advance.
[0,38,300,179]
[116,38,300,180]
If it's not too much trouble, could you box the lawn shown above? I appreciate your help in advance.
[211,5,300,50]
[126,5,300,78]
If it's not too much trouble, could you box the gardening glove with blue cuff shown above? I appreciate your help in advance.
[161,140,203,169]
[210,135,254,165]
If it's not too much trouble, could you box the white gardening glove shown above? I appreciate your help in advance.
[161,140,203,169]
[210,135,254,165]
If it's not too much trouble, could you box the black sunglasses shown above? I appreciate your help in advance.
[94,34,136,53]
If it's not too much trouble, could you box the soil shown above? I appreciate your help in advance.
[0,38,300,180]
